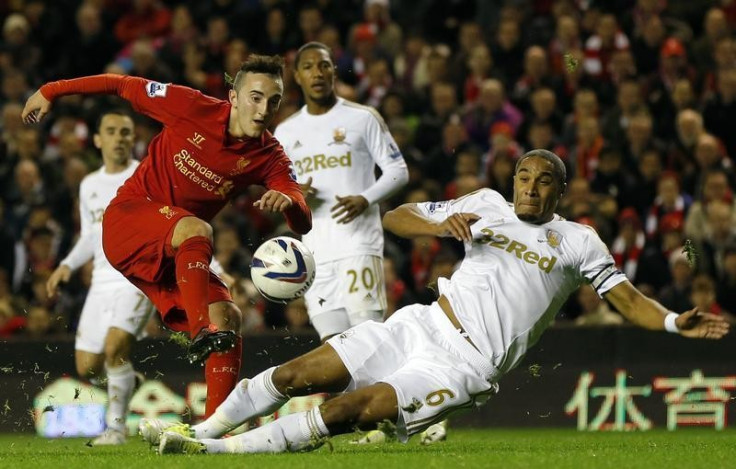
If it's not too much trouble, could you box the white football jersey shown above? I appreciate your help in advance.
[275,98,408,263]
[61,161,139,285]
[418,189,627,375]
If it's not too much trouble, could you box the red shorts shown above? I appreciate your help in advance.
[102,196,232,333]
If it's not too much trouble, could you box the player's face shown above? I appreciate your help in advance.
[513,156,562,224]
[294,48,336,104]
[93,114,134,166]
[231,72,284,138]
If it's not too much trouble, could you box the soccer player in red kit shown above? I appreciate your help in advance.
[21,55,312,418]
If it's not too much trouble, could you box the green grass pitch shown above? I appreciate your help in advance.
[0,429,732,469]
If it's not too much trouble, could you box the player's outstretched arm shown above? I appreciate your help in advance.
[604,280,729,339]
[383,203,479,241]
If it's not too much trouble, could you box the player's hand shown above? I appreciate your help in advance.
[437,213,480,242]
[253,190,293,212]
[46,265,71,298]
[300,177,318,199]
[22,90,52,124]
[675,307,730,339]
[331,195,369,224]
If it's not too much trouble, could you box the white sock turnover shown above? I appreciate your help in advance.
[192,366,287,439]
[203,406,330,454]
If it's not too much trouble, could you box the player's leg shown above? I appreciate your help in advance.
[75,287,125,445]
[159,302,498,455]
[169,216,239,363]
[75,287,107,381]
[170,216,216,337]
[95,286,152,445]
[191,342,352,439]
[203,300,242,417]
[103,200,232,361]
[341,255,390,443]
[165,382,397,454]
[95,327,136,444]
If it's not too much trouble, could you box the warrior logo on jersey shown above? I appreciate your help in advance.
[546,229,563,248]
[187,132,206,149]
[146,81,168,98]
[330,127,350,146]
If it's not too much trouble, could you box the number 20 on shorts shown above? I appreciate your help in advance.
[347,267,375,293]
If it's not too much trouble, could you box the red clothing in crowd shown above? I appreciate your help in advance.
[114,3,172,44]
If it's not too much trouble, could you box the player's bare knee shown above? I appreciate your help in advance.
[173,217,214,247]
[272,361,322,396]
[271,363,301,394]
[186,219,213,241]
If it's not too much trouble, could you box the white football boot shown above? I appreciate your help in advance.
[139,418,192,446]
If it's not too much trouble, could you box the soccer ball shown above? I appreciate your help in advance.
[250,236,316,303]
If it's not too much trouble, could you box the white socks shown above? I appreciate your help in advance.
[192,366,287,439]
[202,407,330,453]
[105,362,136,433]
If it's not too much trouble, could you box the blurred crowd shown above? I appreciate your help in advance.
[2,0,736,339]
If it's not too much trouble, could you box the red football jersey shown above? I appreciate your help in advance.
[40,74,311,233]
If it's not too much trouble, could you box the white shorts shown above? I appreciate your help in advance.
[327,302,499,442]
[305,255,386,339]
[75,281,153,354]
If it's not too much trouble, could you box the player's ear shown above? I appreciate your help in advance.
[228,89,238,108]
[93,133,102,150]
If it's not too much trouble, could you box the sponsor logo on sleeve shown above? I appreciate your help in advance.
[388,142,402,159]
[427,201,447,213]
[146,81,168,98]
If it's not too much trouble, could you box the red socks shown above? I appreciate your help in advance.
[174,236,213,337]
[204,336,242,418]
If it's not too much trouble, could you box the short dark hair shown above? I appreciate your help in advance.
[294,41,334,69]
[95,108,133,133]
[515,149,567,188]
[233,54,285,90]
